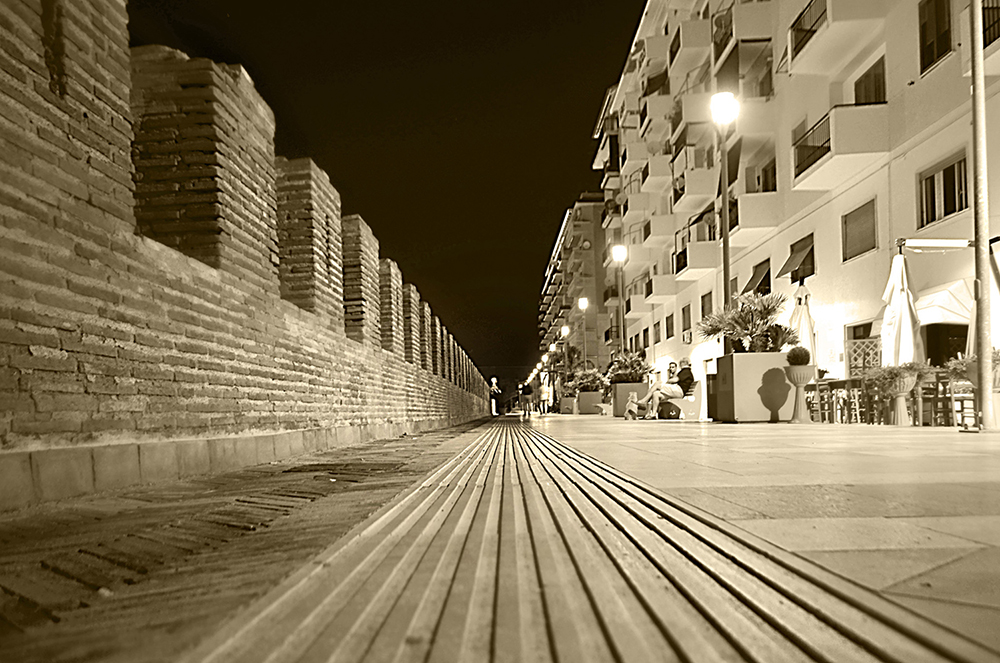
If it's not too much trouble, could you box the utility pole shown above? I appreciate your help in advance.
[971,0,994,430]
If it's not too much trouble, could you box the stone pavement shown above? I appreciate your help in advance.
[531,414,1000,654]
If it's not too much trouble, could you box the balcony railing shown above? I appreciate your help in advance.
[713,4,734,61]
[793,113,831,177]
[604,325,621,345]
[790,0,827,59]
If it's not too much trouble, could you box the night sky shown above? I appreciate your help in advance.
[127,0,644,384]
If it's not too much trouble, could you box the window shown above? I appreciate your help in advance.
[653,321,661,344]
[790,234,815,282]
[842,200,877,261]
[681,304,692,332]
[920,155,968,228]
[848,322,873,340]
[700,291,713,318]
[642,327,650,348]
[665,314,675,339]
[919,0,951,73]
[854,56,886,105]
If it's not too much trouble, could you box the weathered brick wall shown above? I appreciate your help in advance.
[0,6,489,511]
[275,157,344,328]
[420,302,431,370]
[378,258,403,356]
[342,214,380,346]
[402,284,420,364]
[131,45,278,295]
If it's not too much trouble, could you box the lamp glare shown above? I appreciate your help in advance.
[711,92,740,126]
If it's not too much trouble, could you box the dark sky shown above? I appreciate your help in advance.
[127,0,644,382]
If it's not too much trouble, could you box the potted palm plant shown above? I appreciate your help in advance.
[697,292,800,422]
[784,346,814,423]
[605,351,652,417]
[566,368,609,415]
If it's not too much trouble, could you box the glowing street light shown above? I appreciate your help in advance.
[578,297,589,370]
[712,91,739,354]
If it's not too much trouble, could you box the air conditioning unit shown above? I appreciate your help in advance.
[681,330,693,345]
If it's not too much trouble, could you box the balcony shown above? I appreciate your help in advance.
[622,245,655,281]
[673,240,718,281]
[669,92,713,143]
[960,1,1000,76]
[733,97,775,152]
[622,192,653,225]
[640,95,674,141]
[643,34,672,67]
[604,324,621,346]
[620,141,649,175]
[640,155,673,193]
[731,191,780,247]
[644,275,677,304]
[641,214,677,249]
[788,0,886,76]
[668,19,712,77]
[603,285,620,308]
[601,204,622,231]
[792,103,889,190]
[672,164,717,214]
[713,0,775,63]
[624,294,651,320]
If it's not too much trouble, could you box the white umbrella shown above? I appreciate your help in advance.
[880,253,924,366]
[788,284,817,362]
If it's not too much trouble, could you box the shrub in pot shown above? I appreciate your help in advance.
[783,346,814,423]
[605,351,652,417]
[863,364,927,426]
[566,369,609,415]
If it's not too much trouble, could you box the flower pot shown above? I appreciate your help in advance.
[887,374,917,426]
[714,353,792,423]
[612,382,646,417]
[783,365,815,424]
[577,391,604,415]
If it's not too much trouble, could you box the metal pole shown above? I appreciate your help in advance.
[971,0,994,430]
[582,316,588,370]
[718,123,733,354]
[618,264,626,354]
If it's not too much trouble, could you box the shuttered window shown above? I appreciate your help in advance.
[842,200,877,261]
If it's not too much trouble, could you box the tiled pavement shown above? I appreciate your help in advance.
[532,415,1000,654]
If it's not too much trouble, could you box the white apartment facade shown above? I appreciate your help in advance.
[591,0,1000,381]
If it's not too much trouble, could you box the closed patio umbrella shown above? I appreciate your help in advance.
[880,253,924,366]
[788,284,817,362]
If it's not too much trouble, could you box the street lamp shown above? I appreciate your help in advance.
[611,244,628,355]
[578,297,589,370]
[712,91,739,354]
[559,326,570,403]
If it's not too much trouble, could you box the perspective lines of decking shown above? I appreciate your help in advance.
[184,420,1000,663]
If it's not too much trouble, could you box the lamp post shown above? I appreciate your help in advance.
[612,244,628,355]
[578,297,589,370]
[711,91,739,355]
[560,325,570,404]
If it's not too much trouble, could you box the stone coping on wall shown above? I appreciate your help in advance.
[0,416,481,513]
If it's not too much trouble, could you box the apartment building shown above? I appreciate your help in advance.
[538,194,613,373]
[587,0,1000,382]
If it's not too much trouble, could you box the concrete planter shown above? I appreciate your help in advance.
[576,391,604,415]
[887,374,918,426]
[783,365,815,424]
[611,382,646,417]
[559,397,576,414]
[713,352,792,422]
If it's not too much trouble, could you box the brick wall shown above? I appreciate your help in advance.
[342,214,380,347]
[378,258,403,356]
[0,2,489,511]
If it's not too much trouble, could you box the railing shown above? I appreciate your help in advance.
[790,0,827,60]
[793,112,831,177]
[986,0,1000,48]
[622,169,644,196]
[713,3,734,61]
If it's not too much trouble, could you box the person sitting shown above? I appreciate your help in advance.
[635,359,695,419]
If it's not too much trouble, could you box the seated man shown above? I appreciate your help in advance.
[635,359,696,419]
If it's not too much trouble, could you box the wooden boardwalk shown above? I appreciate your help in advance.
[184,419,1000,663]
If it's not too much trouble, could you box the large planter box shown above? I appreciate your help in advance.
[612,382,647,417]
[713,352,793,422]
[577,391,604,415]
[559,397,576,414]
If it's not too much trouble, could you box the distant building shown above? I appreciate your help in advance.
[582,0,999,379]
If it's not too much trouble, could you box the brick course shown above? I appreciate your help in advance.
[0,2,489,511]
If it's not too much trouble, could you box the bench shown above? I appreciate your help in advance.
[625,381,700,420]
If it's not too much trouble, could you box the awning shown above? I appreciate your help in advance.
[645,70,668,95]
[776,236,814,278]
[871,278,974,336]
[717,137,743,195]
[914,278,973,325]
[741,260,771,294]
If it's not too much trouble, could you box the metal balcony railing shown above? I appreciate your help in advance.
[713,3,734,61]
[793,113,831,177]
[790,0,827,60]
